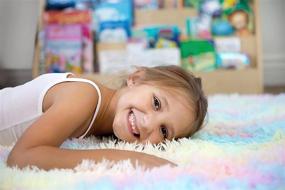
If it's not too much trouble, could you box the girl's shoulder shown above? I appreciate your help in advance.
[43,74,101,114]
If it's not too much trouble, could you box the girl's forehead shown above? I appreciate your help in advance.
[139,83,194,110]
[154,85,195,112]
[157,85,192,103]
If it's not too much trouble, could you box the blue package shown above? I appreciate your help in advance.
[46,0,76,10]
[95,0,133,25]
[212,19,234,36]
[217,52,250,69]
[142,25,180,47]
[94,0,133,40]
[99,20,131,36]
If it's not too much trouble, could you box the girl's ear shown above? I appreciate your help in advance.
[127,69,145,87]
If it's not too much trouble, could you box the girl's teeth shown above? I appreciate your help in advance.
[129,112,139,135]
[130,113,135,126]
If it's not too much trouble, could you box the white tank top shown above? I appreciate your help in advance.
[0,73,102,146]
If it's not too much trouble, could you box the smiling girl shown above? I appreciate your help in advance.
[0,65,207,170]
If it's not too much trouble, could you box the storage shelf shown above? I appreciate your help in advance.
[135,8,197,28]
[82,67,263,95]
[194,68,263,94]
[34,0,263,95]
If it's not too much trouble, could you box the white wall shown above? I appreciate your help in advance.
[0,0,39,69]
[0,0,284,86]
[260,0,285,86]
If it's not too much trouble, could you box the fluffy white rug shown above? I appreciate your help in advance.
[1,94,285,190]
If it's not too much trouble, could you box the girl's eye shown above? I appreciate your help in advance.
[153,95,161,111]
[160,125,168,139]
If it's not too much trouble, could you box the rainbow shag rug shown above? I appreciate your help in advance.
[0,94,285,190]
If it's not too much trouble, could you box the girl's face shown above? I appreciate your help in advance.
[112,82,195,144]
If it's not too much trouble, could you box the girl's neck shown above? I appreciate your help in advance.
[90,84,120,136]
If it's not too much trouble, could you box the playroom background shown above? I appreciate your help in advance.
[38,0,254,72]
[1,0,285,94]
[31,0,262,95]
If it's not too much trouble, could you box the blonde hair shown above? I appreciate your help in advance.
[125,65,208,137]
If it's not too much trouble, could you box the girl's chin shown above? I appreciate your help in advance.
[113,129,132,142]
[112,112,129,141]
[113,126,125,140]
[112,126,120,139]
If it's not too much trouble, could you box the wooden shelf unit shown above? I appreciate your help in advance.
[33,0,263,95]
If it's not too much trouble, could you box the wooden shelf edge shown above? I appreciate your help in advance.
[195,68,263,95]
[82,68,263,95]
[135,8,197,28]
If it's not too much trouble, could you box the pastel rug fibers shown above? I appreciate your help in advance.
[0,94,285,190]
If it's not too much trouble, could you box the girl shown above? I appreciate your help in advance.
[0,65,207,170]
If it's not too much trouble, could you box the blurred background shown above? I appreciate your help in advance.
[0,0,284,94]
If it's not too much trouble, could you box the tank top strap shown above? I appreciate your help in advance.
[63,77,102,139]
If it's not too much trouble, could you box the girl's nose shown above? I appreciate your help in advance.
[132,109,164,141]
[139,113,161,140]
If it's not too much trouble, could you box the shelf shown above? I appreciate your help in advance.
[194,68,263,94]
[33,0,263,95]
[239,35,258,67]
[96,42,127,51]
[135,8,197,28]
[82,68,263,95]
[97,34,259,68]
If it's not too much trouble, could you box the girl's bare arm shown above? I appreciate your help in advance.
[8,146,172,170]
[7,83,174,170]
